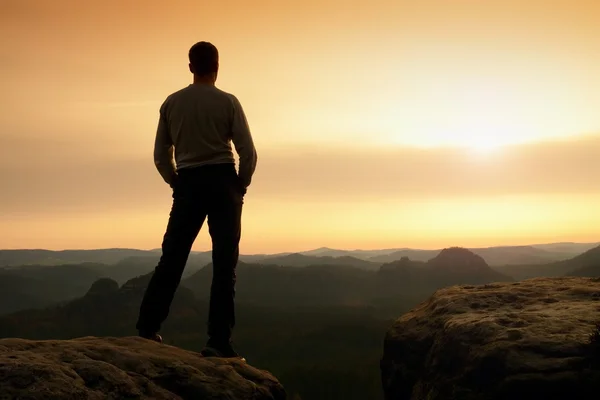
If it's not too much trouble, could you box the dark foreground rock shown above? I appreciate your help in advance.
[381,277,600,400]
[0,336,286,400]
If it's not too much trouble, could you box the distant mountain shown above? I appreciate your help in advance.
[2,244,593,310]
[0,273,53,315]
[0,249,154,267]
[369,245,578,266]
[183,262,373,307]
[0,247,515,317]
[369,250,440,263]
[238,252,292,263]
[86,277,120,296]
[0,273,196,339]
[2,242,595,269]
[427,247,511,283]
[298,247,344,257]
[470,246,567,267]
[493,244,600,281]
[0,258,177,315]
[563,246,600,277]
[298,247,400,259]
[89,256,159,284]
[531,242,599,254]
[254,253,381,270]
[0,264,104,315]
[183,248,510,309]
[93,252,213,284]
[376,248,511,296]
[566,264,600,278]
[240,249,397,264]
[0,245,507,313]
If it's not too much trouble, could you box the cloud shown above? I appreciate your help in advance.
[251,136,600,199]
[69,100,161,109]
[1,135,599,215]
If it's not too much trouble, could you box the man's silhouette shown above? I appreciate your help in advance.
[136,41,257,358]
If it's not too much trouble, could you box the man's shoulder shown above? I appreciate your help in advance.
[213,87,239,103]
[164,86,194,102]
[211,88,244,113]
[159,87,185,112]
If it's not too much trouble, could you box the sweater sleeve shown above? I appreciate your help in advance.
[230,95,258,188]
[153,102,177,187]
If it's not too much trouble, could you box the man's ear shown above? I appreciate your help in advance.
[189,63,194,74]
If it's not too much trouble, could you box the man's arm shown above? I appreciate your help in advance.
[153,104,177,187]
[230,96,258,189]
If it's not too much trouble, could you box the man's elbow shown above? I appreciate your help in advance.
[241,152,258,172]
[154,157,175,176]
[249,145,258,164]
[154,158,165,172]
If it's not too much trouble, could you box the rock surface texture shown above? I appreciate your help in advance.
[0,336,286,400]
[381,277,600,400]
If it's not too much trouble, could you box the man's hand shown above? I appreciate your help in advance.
[169,174,179,191]
[236,175,247,196]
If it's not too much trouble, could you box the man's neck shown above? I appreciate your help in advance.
[193,75,216,86]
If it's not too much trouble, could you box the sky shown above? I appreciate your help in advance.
[1,0,600,253]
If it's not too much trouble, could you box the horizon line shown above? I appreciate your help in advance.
[1,240,598,254]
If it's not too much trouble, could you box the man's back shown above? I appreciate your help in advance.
[162,84,237,168]
[154,83,257,189]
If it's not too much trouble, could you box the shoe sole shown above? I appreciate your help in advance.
[201,347,246,362]
[139,334,163,344]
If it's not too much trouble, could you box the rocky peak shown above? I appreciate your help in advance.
[379,256,418,272]
[120,273,153,294]
[427,247,489,272]
[85,278,119,297]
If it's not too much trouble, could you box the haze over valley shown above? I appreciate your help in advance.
[2,242,600,398]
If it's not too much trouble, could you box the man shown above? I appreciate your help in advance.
[136,41,257,359]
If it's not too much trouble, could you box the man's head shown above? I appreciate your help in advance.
[188,42,219,82]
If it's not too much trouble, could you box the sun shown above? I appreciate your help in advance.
[455,120,520,154]
[466,133,505,153]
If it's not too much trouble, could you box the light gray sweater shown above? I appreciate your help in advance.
[153,84,258,188]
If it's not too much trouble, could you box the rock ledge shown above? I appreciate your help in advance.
[381,277,600,400]
[0,336,285,399]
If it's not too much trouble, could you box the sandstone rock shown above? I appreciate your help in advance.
[381,277,600,400]
[85,278,119,297]
[0,336,285,399]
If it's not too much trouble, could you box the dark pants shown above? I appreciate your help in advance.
[136,163,244,343]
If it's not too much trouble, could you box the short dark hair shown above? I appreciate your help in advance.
[189,42,219,75]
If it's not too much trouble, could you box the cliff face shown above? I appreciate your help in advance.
[381,277,600,400]
[0,336,285,400]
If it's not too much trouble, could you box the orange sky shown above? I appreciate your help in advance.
[1,0,599,252]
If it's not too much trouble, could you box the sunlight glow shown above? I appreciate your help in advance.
[375,75,583,150]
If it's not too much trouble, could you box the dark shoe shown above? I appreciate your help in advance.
[139,331,163,343]
[201,339,245,361]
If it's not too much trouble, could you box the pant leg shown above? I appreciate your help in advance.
[136,183,206,333]
[206,173,244,342]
